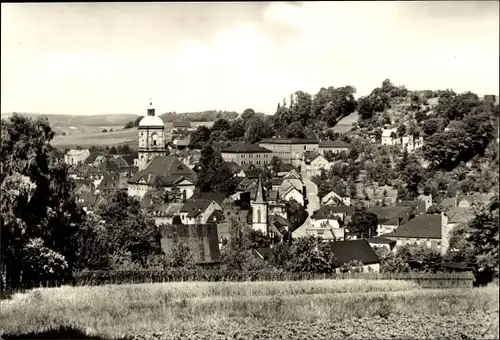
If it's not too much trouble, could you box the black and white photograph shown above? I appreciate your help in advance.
[1,2,499,339]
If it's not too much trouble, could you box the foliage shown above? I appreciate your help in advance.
[188,126,211,149]
[244,114,274,144]
[270,156,283,176]
[287,236,333,273]
[0,113,84,290]
[285,199,308,232]
[376,248,410,273]
[166,240,195,268]
[195,143,236,194]
[349,211,378,238]
[159,110,239,122]
[94,191,161,268]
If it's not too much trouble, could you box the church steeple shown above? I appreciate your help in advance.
[147,98,155,116]
[254,173,266,203]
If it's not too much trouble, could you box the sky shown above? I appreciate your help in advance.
[1,1,499,116]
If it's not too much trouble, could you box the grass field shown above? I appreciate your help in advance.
[1,280,498,340]
[50,121,214,149]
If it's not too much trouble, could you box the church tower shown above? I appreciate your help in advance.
[137,99,166,170]
[251,173,269,235]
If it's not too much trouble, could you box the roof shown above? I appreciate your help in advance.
[326,206,355,215]
[382,214,443,239]
[66,149,90,157]
[368,206,410,224]
[447,207,474,224]
[139,115,165,128]
[440,197,457,210]
[319,141,351,149]
[159,224,220,264]
[225,161,242,175]
[268,190,278,202]
[278,164,295,173]
[457,193,492,205]
[190,192,227,205]
[128,156,197,185]
[259,138,319,145]
[272,178,284,186]
[311,206,343,220]
[382,128,397,137]
[366,237,396,245]
[396,199,427,215]
[328,239,380,268]
[221,144,272,153]
[253,174,266,203]
[172,121,192,128]
[180,199,215,218]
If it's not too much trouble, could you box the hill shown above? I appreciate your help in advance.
[1,112,139,127]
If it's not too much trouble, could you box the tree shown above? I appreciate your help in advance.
[188,126,211,149]
[349,211,378,238]
[95,191,161,267]
[285,121,307,138]
[1,114,85,290]
[285,198,308,232]
[124,121,134,129]
[195,144,236,194]
[211,118,230,133]
[241,108,256,124]
[226,118,246,141]
[244,115,274,144]
[109,146,117,155]
[269,241,292,269]
[397,124,406,138]
[414,110,427,123]
[270,156,283,176]
[287,236,333,273]
[376,248,410,273]
[166,239,195,268]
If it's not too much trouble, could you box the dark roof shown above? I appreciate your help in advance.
[368,206,410,224]
[319,140,351,149]
[128,156,197,185]
[206,210,225,224]
[366,237,396,245]
[120,154,136,167]
[441,261,474,271]
[272,178,284,186]
[180,199,215,217]
[325,206,355,215]
[158,224,220,264]
[221,144,272,153]
[382,214,443,239]
[253,174,266,203]
[244,169,261,179]
[278,163,295,172]
[190,192,227,205]
[312,206,343,220]
[396,199,427,215]
[84,153,102,164]
[259,138,319,145]
[268,190,278,201]
[172,121,192,128]
[328,239,380,268]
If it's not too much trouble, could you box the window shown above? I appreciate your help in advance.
[257,209,262,223]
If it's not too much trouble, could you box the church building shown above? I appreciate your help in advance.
[135,100,167,171]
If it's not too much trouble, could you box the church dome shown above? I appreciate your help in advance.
[138,115,165,128]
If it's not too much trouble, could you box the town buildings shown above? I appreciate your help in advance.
[220,144,272,167]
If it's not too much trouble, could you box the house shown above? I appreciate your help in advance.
[322,191,351,207]
[368,206,412,235]
[457,193,493,208]
[381,128,398,146]
[326,239,381,273]
[73,179,94,196]
[367,237,397,252]
[396,199,427,216]
[64,149,90,166]
[322,205,356,224]
[275,163,296,177]
[381,213,448,254]
[226,162,245,177]
[170,121,193,135]
[301,152,333,178]
[258,138,319,167]
[416,194,433,212]
[127,155,198,200]
[220,144,272,167]
[159,224,220,264]
[292,215,344,241]
[173,135,191,150]
[97,173,128,194]
[179,199,223,225]
[147,203,183,226]
[318,140,351,155]
[279,179,304,205]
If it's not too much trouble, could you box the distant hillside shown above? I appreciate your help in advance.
[158,110,239,122]
[1,112,139,127]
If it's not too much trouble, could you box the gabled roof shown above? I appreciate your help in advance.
[66,149,90,157]
[447,207,473,224]
[128,156,197,185]
[190,192,227,205]
[382,214,443,239]
[159,224,220,264]
[327,239,380,268]
[226,161,242,175]
[396,199,427,215]
[368,206,410,224]
[325,206,355,215]
[311,206,343,220]
[180,199,215,218]
[221,144,272,153]
[272,178,284,186]
[318,140,351,149]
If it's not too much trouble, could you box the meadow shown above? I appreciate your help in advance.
[49,121,214,149]
[1,280,498,340]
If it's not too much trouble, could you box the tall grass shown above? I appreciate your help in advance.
[1,280,497,340]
